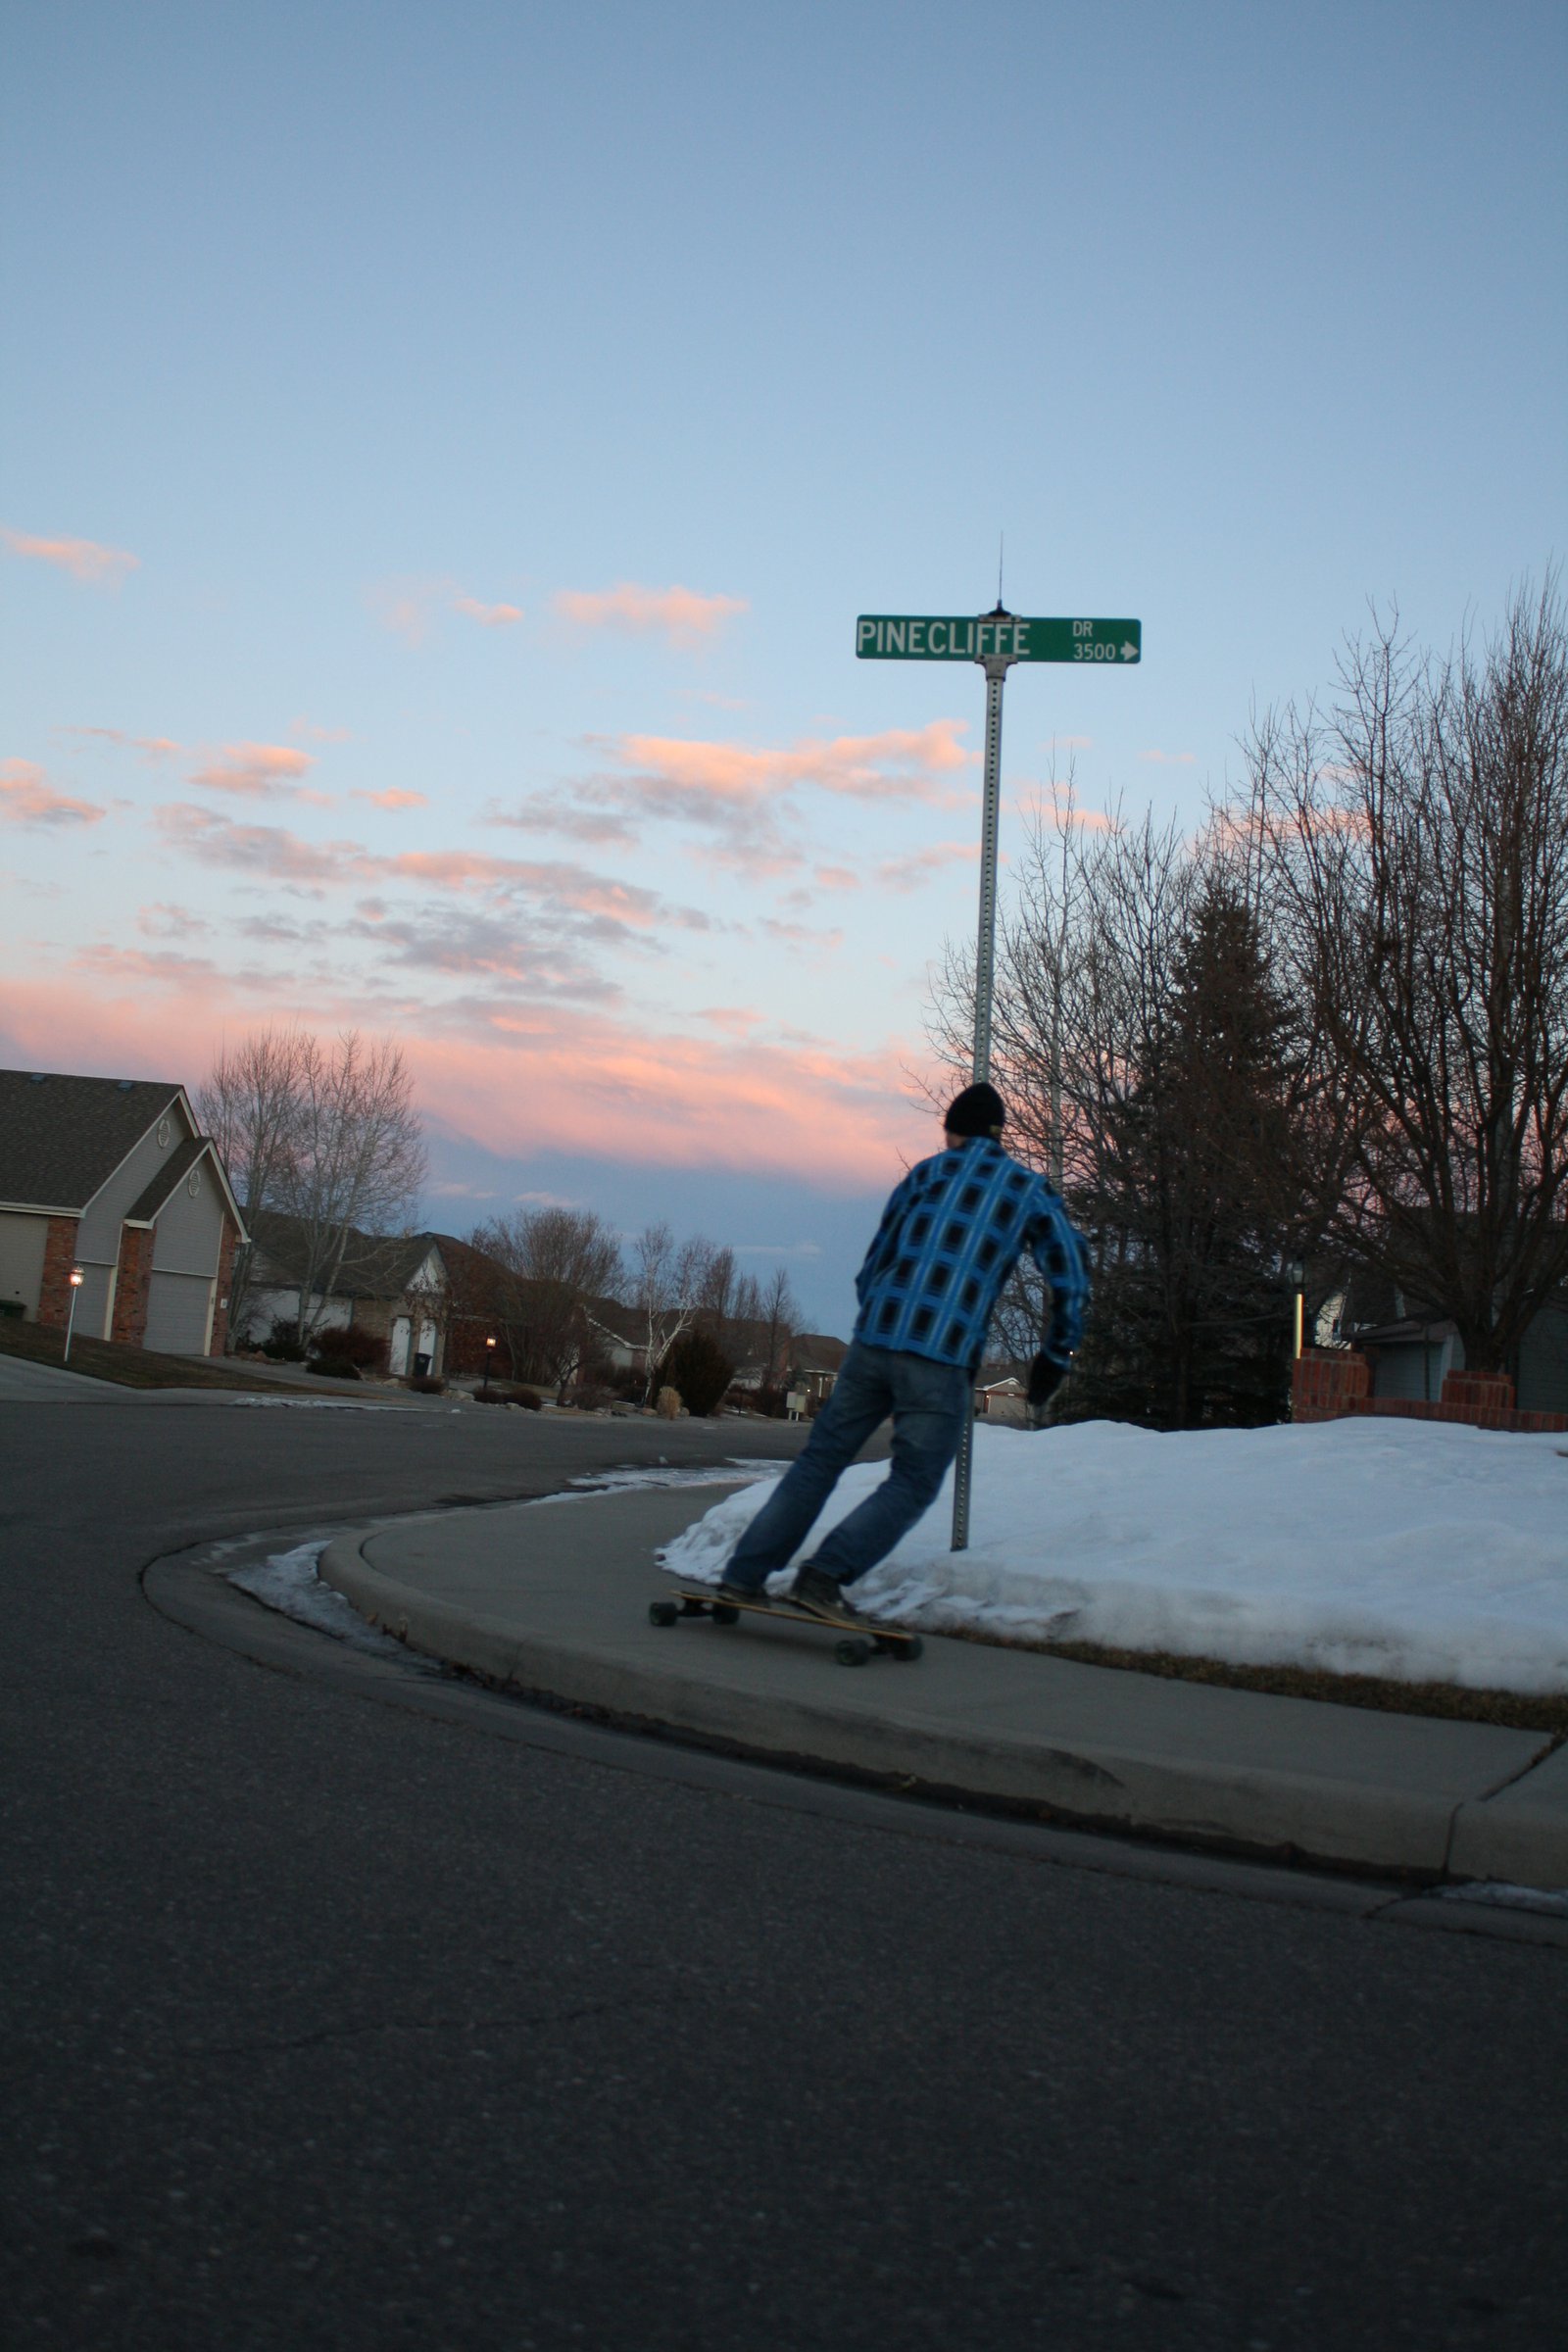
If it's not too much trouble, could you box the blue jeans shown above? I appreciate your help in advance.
[723,1341,971,1592]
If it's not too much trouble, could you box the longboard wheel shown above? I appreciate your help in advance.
[835,1638,872,1667]
[885,1635,922,1662]
[649,1600,678,1628]
[711,1602,740,1625]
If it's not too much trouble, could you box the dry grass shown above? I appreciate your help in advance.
[946,1622,1568,1739]
[0,1314,295,1394]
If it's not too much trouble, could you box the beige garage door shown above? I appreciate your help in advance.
[144,1271,214,1355]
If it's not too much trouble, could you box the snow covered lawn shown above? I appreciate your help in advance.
[660,1418,1568,1694]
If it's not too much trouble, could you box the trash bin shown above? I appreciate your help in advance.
[414,1350,431,1378]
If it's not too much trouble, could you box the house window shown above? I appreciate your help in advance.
[157,1117,171,1148]
[187,1166,202,1196]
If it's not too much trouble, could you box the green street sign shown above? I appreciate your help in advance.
[856,612,1141,664]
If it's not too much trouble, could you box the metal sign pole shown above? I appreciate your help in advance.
[852,598,1142,1553]
[951,648,1011,1551]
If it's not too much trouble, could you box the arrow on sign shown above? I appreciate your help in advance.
[1120,642,1139,662]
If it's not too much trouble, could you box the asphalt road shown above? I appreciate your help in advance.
[3,1398,1565,2351]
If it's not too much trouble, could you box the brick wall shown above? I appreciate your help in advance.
[1292,1348,1568,1435]
[111,1224,155,1348]
[209,1219,240,1356]
[36,1217,81,1330]
[1290,1348,1371,1423]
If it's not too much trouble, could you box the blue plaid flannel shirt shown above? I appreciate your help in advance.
[852,1137,1090,1373]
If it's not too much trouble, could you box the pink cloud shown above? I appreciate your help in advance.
[488,719,976,882]
[353,788,428,811]
[613,719,972,805]
[485,794,640,849]
[812,864,861,892]
[874,841,980,892]
[0,978,929,1194]
[151,804,716,942]
[454,597,524,627]
[384,850,685,932]
[289,717,353,743]
[74,944,225,989]
[61,727,181,760]
[189,743,320,799]
[154,803,355,884]
[368,577,452,647]
[0,760,107,828]
[1138,748,1198,766]
[137,904,212,941]
[554,583,748,644]
[2,527,139,586]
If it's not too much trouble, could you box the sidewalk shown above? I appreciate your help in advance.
[319,1482,1568,1893]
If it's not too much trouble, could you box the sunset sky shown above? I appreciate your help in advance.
[4,2,1564,1328]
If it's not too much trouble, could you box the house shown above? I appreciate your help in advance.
[0,1067,246,1355]
[975,1367,1030,1424]
[787,1334,847,1406]
[236,1211,450,1376]
[1339,1269,1568,1415]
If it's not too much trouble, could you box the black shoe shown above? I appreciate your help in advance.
[790,1564,864,1623]
[716,1574,760,1601]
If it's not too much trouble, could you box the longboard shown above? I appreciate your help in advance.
[649,1584,923,1667]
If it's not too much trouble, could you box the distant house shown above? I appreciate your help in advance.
[1339,1269,1568,1416]
[787,1334,847,1407]
[237,1211,449,1376]
[975,1367,1030,1424]
[0,1068,246,1355]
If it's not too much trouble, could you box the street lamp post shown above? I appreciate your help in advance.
[482,1335,496,1399]
[1284,1260,1305,1360]
[1282,1259,1305,1419]
[63,1265,84,1365]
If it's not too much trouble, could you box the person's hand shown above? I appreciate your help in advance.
[1026,1349,1069,1424]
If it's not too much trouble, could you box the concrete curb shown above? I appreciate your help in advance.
[318,1488,1568,1889]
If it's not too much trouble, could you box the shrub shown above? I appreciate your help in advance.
[262,1317,306,1362]
[503,1385,543,1409]
[310,1322,386,1372]
[656,1329,736,1417]
[407,1373,446,1394]
[312,1355,361,1380]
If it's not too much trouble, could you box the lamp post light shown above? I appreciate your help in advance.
[482,1334,496,1399]
[1283,1259,1305,1362]
[63,1265,84,1365]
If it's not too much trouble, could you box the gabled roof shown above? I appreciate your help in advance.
[245,1209,446,1300]
[124,1135,248,1238]
[0,1068,185,1212]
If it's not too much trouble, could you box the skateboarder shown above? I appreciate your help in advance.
[719,1081,1089,1618]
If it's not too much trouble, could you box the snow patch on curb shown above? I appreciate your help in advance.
[228,1541,429,1662]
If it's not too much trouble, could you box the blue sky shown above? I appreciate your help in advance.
[3,0,1564,1329]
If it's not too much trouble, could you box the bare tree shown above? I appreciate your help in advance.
[196,1024,309,1339]
[758,1264,800,1392]
[630,1222,713,1397]
[270,1033,427,1341]
[1248,579,1568,1373]
[469,1205,622,1394]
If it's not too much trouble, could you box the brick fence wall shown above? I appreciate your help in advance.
[1291,1348,1568,1435]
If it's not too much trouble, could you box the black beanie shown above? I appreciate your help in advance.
[945,1082,1006,1139]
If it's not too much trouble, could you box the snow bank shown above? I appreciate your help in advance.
[659,1419,1568,1693]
